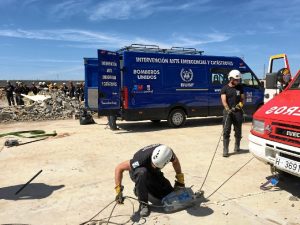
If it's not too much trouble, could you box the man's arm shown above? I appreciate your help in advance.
[172,155,185,188]
[240,93,245,104]
[172,155,182,174]
[115,160,131,187]
[221,94,229,110]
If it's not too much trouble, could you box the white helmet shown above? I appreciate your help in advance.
[228,70,241,80]
[151,145,173,169]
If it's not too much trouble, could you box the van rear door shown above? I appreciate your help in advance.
[98,49,121,116]
[84,58,98,111]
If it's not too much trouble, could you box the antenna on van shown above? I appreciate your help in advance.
[117,44,204,55]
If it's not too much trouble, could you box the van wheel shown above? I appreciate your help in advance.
[168,109,186,128]
[151,120,161,123]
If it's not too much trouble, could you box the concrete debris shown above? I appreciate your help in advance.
[0,90,83,123]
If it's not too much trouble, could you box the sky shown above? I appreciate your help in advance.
[0,0,299,81]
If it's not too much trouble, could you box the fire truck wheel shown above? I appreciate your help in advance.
[168,109,186,128]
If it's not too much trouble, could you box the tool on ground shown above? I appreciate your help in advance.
[162,187,202,212]
[5,137,49,148]
[5,139,19,147]
[260,175,279,190]
[79,108,95,125]
[15,170,43,195]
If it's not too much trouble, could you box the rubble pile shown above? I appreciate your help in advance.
[0,90,82,123]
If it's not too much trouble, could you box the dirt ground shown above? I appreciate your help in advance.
[0,117,299,225]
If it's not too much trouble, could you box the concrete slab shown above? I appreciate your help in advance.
[0,117,299,225]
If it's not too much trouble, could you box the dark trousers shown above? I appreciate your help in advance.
[223,110,243,140]
[6,94,15,106]
[129,167,173,203]
[16,95,24,105]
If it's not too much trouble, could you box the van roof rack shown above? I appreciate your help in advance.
[118,44,204,55]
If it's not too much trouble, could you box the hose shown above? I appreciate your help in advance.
[0,130,57,138]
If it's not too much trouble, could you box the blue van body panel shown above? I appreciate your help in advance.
[84,49,264,121]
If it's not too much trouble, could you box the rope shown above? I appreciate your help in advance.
[80,196,164,225]
[80,199,117,225]
[198,112,229,192]
[206,157,254,199]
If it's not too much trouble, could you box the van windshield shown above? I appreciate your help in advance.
[289,74,300,90]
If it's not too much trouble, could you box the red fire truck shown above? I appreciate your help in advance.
[249,66,300,177]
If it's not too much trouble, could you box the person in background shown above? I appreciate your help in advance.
[69,81,75,98]
[61,83,69,95]
[31,82,38,95]
[14,82,24,105]
[5,81,15,106]
[75,82,81,100]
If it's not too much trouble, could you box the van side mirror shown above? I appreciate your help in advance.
[265,73,278,89]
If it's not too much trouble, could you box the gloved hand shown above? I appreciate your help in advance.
[225,106,232,114]
[174,173,185,190]
[235,102,244,109]
[115,184,124,204]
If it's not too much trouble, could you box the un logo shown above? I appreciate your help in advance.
[180,68,193,82]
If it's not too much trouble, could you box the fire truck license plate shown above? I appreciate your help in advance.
[275,156,300,175]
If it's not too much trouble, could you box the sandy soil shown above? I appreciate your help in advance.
[0,117,299,225]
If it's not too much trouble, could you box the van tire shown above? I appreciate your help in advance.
[151,120,161,123]
[168,109,186,128]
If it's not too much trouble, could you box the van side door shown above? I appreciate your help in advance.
[240,71,264,114]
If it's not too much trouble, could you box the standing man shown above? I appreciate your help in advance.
[114,144,185,217]
[61,83,69,95]
[31,82,38,95]
[5,81,15,106]
[69,81,75,98]
[220,70,244,157]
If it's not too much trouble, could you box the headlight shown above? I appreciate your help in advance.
[252,119,265,134]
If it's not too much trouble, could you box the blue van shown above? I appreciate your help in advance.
[86,44,264,127]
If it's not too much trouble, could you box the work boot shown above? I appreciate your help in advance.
[223,138,229,157]
[139,203,150,217]
[234,138,241,152]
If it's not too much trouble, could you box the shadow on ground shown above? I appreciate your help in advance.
[114,117,227,134]
[0,183,64,200]
[130,197,213,224]
[277,174,300,198]
[228,149,250,157]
